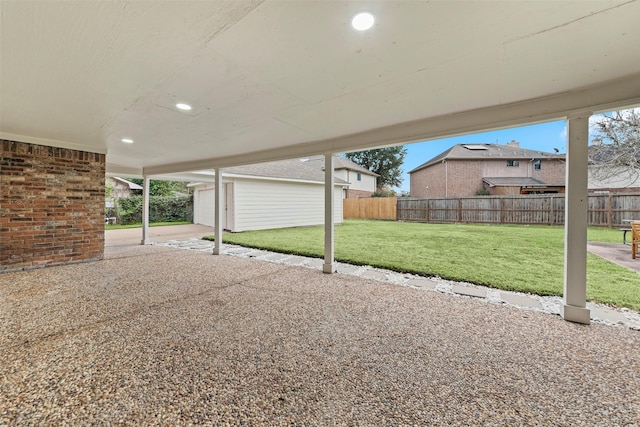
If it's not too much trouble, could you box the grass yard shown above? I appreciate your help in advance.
[209,220,640,310]
[105,221,191,231]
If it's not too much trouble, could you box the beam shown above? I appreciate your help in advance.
[144,72,640,176]
[323,154,335,274]
[560,112,591,324]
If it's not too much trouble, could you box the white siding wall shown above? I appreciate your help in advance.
[344,170,376,192]
[233,178,343,232]
[192,178,344,232]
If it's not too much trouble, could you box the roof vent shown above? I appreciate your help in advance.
[506,140,520,147]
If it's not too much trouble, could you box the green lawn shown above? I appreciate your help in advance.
[207,220,640,310]
[105,221,191,230]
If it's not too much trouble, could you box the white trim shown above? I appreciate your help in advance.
[323,154,335,274]
[106,164,143,178]
[561,114,591,324]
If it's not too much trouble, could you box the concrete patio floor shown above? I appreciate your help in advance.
[1,232,639,425]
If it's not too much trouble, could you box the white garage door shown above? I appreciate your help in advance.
[195,188,215,227]
[195,187,227,229]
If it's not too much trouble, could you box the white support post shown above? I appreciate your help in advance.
[561,112,591,324]
[323,154,335,274]
[213,168,223,255]
[141,175,150,245]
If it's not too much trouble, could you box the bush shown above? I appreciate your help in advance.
[117,195,193,225]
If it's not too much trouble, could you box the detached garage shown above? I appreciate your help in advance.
[191,158,347,232]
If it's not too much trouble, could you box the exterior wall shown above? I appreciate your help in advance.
[531,158,565,185]
[489,185,521,196]
[335,169,376,197]
[1,140,105,272]
[410,158,566,197]
[410,161,484,197]
[480,159,564,184]
[107,177,136,199]
[193,178,344,232]
[345,189,373,198]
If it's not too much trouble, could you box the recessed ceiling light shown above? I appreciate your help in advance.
[121,138,134,144]
[176,103,192,111]
[352,12,375,31]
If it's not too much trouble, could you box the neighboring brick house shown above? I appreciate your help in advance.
[409,141,566,197]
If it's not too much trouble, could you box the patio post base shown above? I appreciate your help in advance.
[560,304,590,325]
[323,263,335,274]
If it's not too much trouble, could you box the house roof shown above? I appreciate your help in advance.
[222,158,349,184]
[409,143,565,174]
[482,177,550,187]
[588,166,640,190]
[112,177,143,190]
[332,157,379,176]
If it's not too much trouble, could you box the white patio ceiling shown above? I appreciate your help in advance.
[1,0,640,176]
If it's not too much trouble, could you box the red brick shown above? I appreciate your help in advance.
[1,140,105,272]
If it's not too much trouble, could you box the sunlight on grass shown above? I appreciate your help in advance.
[211,220,639,310]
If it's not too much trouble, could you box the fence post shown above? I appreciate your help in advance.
[607,193,613,228]
[426,199,430,223]
[457,199,462,222]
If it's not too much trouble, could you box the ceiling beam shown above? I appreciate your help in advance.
[138,71,639,175]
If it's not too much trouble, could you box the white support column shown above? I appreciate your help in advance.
[323,154,335,274]
[213,168,223,255]
[561,112,591,324]
[141,175,150,245]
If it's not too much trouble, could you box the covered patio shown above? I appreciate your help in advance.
[1,240,639,424]
[1,1,640,422]
[2,1,640,325]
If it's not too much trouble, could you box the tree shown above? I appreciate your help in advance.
[345,146,407,190]
[129,179,182,197]
[589,108,640,184]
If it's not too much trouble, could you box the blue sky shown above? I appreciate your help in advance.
[396,120,569,193]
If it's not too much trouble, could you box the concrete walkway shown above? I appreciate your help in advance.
[588,241,640,274]
[106,225,640,330]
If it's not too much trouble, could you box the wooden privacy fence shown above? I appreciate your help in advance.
[344,197,397,220]
[397,193,640,227]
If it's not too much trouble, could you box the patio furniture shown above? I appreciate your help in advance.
[632,221,640,259]
[621,219,633,245]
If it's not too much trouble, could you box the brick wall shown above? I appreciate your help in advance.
[410,161,484,197]
[345,189,373,198]
[0,140,105,272]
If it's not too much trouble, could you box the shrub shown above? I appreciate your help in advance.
[117,195,193,225]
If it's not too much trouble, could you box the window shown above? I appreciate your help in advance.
[533,159,541,170]
[357,172,362,181]
[507,160,520,167]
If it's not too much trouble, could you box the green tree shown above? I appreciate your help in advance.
[345,146,407,190]
[589,108,640,183]
[129,179,180,197]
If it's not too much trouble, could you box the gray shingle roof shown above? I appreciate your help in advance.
[223,158,349,184]
[482,177,548,187]
[409,143,565,174]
